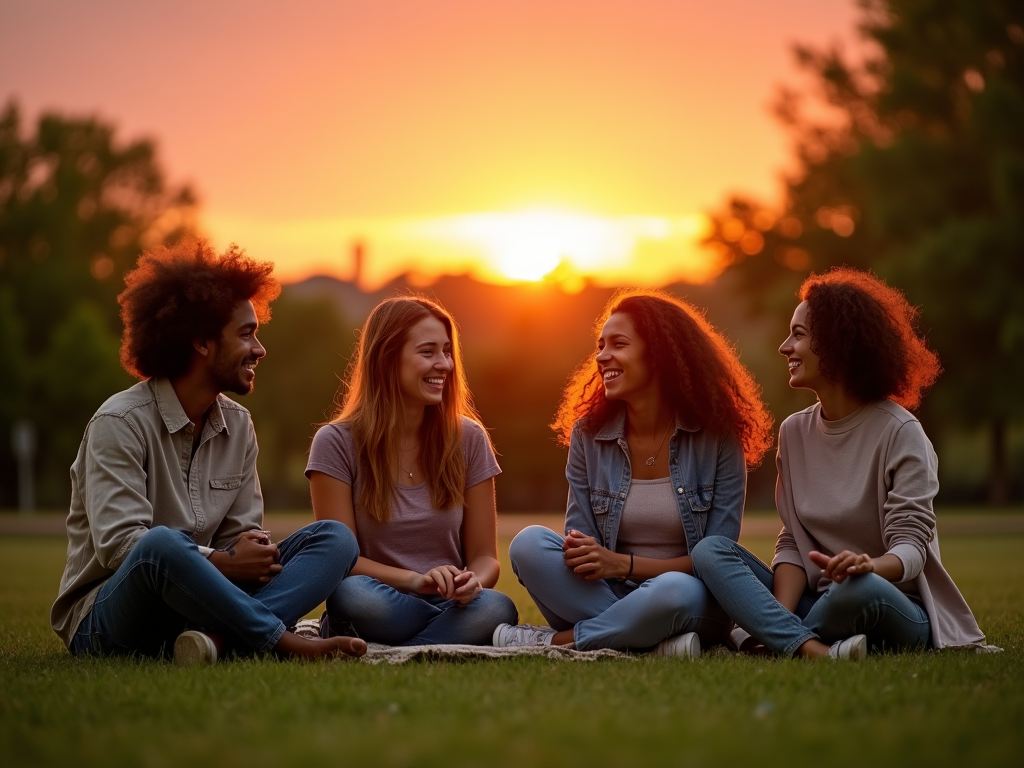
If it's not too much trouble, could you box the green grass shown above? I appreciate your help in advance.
[2,532,1023,767]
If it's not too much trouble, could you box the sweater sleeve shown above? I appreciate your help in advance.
[771,428,804,571]
[880,420,938,583]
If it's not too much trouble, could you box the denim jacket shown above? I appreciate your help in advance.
[564,408,746,557]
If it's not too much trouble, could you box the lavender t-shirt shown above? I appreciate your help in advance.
[305,416,500,574]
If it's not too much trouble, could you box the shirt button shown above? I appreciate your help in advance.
[677,487,684,494]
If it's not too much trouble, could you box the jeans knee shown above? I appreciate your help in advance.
[132,526,192,562]
[312,519,359,568]
[642,572,711,616]
[474,590,519,626]
[457,590,519,643]
[690,535,734,576]
[509,525,562,575]
[827,573,888,610]
[331,576,393,621]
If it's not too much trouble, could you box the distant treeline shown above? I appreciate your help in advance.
[2,0,1023,510]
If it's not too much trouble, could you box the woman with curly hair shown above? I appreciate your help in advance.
[494,290,773,655]
[691,268,991,659]
[306,296,518,645]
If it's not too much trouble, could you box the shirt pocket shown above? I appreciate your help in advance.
[210,475,243,491]
[207,474,243,516]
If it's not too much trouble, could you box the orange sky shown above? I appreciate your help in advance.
[0,0,859,287]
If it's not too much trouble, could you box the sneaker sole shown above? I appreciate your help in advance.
[844,634,867,660]
[492,623,556,648]
[492,623,511,647]
[174,631,217,666]
[654,632,701,659]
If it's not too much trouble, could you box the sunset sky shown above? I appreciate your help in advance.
[0,0,859,288]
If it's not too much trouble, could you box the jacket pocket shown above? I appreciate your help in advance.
[589,489,617,542]
[210,475,243,490]
[685,485,714,537]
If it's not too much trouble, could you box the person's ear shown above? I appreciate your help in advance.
[193,340,210,357]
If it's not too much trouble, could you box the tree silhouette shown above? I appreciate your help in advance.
[0,102,196,507]
[706,0,1024,503]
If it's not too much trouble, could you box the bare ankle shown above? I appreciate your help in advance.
[274,631,367,659]
[551,629,575,646]
[797,638,830,659]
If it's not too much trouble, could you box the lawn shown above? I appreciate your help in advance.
[1,524,1022,768]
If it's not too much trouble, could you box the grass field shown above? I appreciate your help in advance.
[2,523,1022,767]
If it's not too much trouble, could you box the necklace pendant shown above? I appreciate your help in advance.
[408,471,414,479]
[645,456,655,466]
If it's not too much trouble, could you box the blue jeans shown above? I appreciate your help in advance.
[690,535,932,657]
[326,575,518,645]
[70,521,359,658]
[509,526,731,651]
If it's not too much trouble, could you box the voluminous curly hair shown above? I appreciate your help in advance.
[118,237,280,379]
[799,268,940,411]
[552,289,774,468]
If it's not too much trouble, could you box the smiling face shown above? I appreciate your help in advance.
[596,312,655,404]
[398,314,453,409]
[207,300,266,396]
[779,301,823,393]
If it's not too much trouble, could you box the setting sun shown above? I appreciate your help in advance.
[452,210,594,282]
[204,209,716,290]
[448,210,634,283]
[2,1,861,291]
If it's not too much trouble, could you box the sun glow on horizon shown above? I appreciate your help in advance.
[204,208,717,290]
[447,210,628,282]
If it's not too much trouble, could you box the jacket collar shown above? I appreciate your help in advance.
[593,406,699,441]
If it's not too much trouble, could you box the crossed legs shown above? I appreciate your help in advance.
[70,521,365,659]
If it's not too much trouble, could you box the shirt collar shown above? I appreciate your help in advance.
[153,377,229,436]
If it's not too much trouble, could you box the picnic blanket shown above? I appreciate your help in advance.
[293,620,628,664]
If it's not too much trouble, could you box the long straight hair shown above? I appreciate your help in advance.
[332,296,486,522]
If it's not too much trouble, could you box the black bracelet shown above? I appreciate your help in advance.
[614,552,630,581]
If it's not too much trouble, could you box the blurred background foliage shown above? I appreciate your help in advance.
[704,0,1024,505]
[1,0,1022,511]
[0,101,197,507]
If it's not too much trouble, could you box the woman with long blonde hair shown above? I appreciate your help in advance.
[307,296,517,645]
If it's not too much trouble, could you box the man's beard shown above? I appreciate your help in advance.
[211,354,255,396]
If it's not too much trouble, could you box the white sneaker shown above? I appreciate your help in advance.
[492,623,557,647]
[292,619,322,640]
[652,632,701,659]
[173,630,218,666]
[826,634,867,660]
[729,626,754,651]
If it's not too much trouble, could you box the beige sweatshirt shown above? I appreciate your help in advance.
[773,400,985,650]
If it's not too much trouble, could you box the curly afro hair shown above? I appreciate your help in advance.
[799,268,941,410]
[118,237,280,380]
[552,289,774,468]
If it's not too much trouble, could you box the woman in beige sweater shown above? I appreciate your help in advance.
[691,268,990,659]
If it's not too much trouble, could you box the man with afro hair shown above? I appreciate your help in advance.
[51,238,366,663]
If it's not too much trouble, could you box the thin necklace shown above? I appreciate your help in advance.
[644,424,673,467]
[398,443,419,481]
